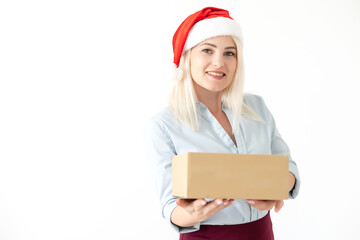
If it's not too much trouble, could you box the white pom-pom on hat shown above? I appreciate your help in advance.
[173,63,184,81]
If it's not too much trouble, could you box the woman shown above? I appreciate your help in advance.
[145,7,300,240]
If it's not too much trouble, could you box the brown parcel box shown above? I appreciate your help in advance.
[172,152,289,200]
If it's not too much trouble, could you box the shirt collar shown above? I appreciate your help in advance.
[196,101,228,114]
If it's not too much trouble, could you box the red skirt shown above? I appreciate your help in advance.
[179,212,274,240]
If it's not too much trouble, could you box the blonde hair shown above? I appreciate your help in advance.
[169,37,262,134]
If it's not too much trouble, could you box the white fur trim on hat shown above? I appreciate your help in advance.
[182,17,243,53]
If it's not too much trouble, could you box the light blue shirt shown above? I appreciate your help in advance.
[145,94,300,233]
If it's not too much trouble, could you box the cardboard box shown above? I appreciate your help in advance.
[172,152,289,200]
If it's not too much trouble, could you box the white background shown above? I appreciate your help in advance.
[1,0,359,239]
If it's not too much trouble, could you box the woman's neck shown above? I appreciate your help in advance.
[195,85,223,115]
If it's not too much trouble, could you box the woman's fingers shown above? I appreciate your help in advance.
[176,198,234,221]
[246,200,256,205]
[246,200,274,211]
[199,199,233,218]
[207,199,231,210]
[246,199,285,212]
[176,198,205,212]
[274,200,284,212]
[176,198,190,208]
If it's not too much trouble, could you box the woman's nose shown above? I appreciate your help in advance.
[211,53,224,68]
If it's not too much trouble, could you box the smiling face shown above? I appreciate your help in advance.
[190,36,237,95]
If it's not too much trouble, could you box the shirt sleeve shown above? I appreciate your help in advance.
[144,117,200,233]
[261,97,301,199]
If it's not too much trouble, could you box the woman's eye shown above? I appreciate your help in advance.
[202,49,212,54]
[225,51,236,56]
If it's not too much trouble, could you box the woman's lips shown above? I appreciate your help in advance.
[206,71,226,79]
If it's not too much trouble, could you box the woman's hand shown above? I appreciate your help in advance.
[245,172,292,213]
[246,199,284,213]
[171,198,234,227]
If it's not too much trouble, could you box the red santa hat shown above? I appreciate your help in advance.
[173,7,243,68]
